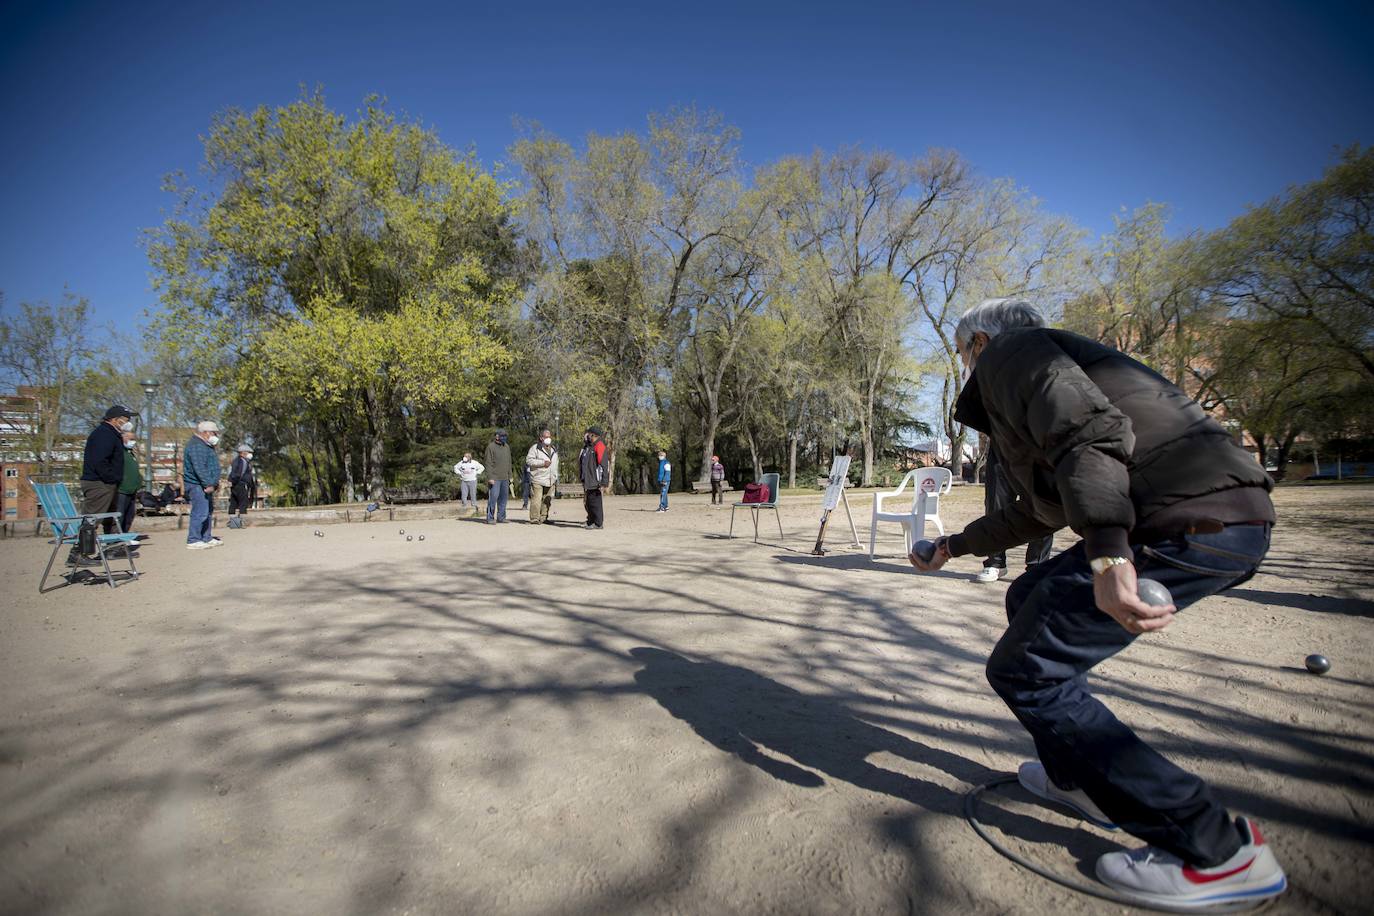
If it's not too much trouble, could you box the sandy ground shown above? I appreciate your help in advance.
[1,484,1371,916]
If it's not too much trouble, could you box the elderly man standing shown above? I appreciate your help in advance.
[117,430,143,541]
[69,404,136,566]
[227,443,256,529]
[183,421,223,550]
[484,429,512,525]
[453,451,484,515]
[578,426,608,530]
[910,298,1286,909]
[525,428,559,524]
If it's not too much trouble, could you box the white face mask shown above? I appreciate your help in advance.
[124,441,135,449]
[542,438,552,446]
[207,435,220,447]
[120,421,134,432]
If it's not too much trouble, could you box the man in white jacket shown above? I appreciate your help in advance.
[525,429,559,524]
[453,452,484,514]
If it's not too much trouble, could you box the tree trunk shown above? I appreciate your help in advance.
[364,384,387,500]
[746,428,762,482]
[788,433,798,489]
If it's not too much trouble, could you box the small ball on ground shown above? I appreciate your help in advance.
[399,529,405,535]
[1136,579,1172,607]
[418,535,425,541]
[1305,654,1331,675]
[406,535,413,542]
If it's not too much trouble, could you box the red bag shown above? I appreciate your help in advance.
[742,482,770,504]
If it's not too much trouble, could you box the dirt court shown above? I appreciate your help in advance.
[1,483,1371,915]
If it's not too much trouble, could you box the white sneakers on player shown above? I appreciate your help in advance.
[1017,761,1117,830]
[1096,817,1287,909]
[976,566,1007,583]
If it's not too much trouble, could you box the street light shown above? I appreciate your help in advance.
[140,378,159,491]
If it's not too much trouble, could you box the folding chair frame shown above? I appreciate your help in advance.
[30,480,140,593]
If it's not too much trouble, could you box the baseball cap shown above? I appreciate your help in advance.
[103,404,137,420]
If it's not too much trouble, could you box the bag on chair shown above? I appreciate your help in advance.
[78,517,98,556]
[742,482,770,504]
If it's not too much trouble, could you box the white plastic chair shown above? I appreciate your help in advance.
[869,467,952,558]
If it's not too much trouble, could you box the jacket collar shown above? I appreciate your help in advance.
[953,370,991,433]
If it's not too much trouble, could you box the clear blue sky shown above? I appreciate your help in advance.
[2,0,1372,327]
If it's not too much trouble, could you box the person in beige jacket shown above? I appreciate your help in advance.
[525,429,559,524]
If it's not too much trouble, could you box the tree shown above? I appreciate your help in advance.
[512,107,743,491]
[1207,145,1374,381]
[146,90,518,499]
[0,290,104,470]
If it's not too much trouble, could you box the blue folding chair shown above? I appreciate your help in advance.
[30,480,140,593]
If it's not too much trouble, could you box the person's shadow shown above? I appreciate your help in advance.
[633,647,978,807]
[630,647,1112,872]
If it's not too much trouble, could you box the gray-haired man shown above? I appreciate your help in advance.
[909,298,1286,908]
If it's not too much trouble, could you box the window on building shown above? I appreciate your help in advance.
[4,508,16,517]
[5,489,16,499]
[4,468,17,478]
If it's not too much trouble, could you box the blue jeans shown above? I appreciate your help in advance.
[659,482,669,510]
[986,523,1270,866]
[187,486,213,544]
[486,480,509,521]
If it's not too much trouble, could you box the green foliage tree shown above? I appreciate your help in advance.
[146,90,518,499]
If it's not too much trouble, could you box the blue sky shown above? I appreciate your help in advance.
[2,0,1372,327]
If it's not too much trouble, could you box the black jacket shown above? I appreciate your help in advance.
[80,422,124,485]
[948,329,1273,561]
[578,440,608,490]
[229,456,256,491]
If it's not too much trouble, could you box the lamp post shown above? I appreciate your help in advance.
[140,378,159,490]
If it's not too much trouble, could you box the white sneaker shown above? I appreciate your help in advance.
[208,537,224,547]
[186,541,211,550]
[1097,817,1286,909]
[1018,761,1117,830]
[976,566,1008,583]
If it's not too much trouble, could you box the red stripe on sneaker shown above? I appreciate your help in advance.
[1248,821,1265,845]
[1182,858,1254,884]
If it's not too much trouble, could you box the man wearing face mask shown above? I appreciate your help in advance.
[117,431,143,541]
[909,298,1286,909]
[227,444,256,529]
[71,405,137,565]
[655,450,671,512]
[484,429,513,525]
[525,428,559,524]
[183,421,224,550]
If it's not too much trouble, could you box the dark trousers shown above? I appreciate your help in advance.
[117,492,137,534]
[486,479,509,521]
[230,481,252,515]
[584,488,603,527]
[80,480,119,533]
[711,480,722,504]
[984,450,1053,569]
[986,523,1270,866]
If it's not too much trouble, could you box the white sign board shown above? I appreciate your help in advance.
[821,455,851,512]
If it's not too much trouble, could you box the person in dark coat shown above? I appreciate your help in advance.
[578,427,608,529]
[910,298,1286,909]
[71,404,136,565]
[483,430,513,524]
[228,444,256,528]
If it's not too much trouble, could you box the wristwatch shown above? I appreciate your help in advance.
[1090,556,1132,575]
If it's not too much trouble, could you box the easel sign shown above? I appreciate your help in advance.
[813,454,860,555]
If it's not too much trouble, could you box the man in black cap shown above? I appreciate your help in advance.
[578,426,608,529]
[71,404,137,565]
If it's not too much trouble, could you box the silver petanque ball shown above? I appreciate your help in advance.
[1305,654,1331,675]
[1136,579,1173,607]
[418,535,425,541]
[406,535,413,542]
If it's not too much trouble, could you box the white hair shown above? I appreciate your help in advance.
[955,298,1047,348]
[196,420,219,433]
